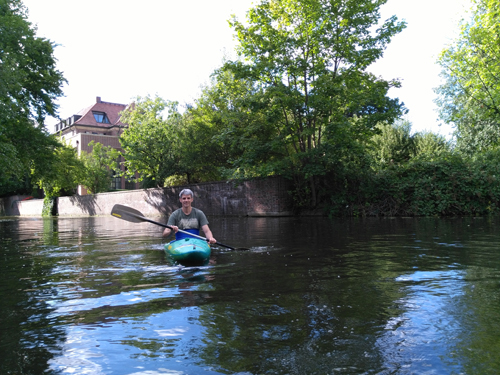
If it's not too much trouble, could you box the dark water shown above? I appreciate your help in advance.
[1,215,500,374]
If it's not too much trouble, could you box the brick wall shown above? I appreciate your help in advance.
[1,176,294,217]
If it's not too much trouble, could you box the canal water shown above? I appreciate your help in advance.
[1,215,499,374]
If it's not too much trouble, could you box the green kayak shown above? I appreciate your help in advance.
[164,238,211,266]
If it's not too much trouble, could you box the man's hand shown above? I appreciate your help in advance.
[162,225,179,238]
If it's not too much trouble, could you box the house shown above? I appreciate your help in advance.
[53,96,139,195]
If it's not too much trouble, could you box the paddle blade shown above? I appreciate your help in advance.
[111,204,146,223]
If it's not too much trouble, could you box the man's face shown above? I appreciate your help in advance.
[180,194,193,207]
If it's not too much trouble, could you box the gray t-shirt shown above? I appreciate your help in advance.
[167,207,209,230]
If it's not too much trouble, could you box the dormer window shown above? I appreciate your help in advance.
[93,111,110,124]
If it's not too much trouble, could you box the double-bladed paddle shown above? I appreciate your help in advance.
[111,204,245,251]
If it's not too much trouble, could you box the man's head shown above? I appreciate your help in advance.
[179,188,194,198]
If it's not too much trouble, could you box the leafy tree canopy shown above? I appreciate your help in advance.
[80,141,120,194]
[369,119,416,166]
[436,0,500,154]
[32,138,83,199]
[119,96,185,187]
[0,0,65,195]
[186,68,276,179]
[223,0,406,205]
[369,119,451,167]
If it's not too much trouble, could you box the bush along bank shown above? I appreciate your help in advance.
[322,151,500,217]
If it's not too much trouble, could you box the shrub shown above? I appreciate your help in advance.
[323,151,500,217]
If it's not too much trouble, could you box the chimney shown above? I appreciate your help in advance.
[96,96,101,103]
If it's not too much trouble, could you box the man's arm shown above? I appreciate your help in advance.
[201,224,216,244]
[163,210,178,238]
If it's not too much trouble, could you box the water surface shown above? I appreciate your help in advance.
[1,216,499,374]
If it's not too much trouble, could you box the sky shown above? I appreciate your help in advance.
[23,0,471,138]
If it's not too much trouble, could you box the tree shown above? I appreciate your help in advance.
[186,68,276,180]
[179,107,231,184]
[32,140,84,215]
[119,96,185,186]
[79,141,120,194]
[413,131,450,160]
[369,119,416,166]
[224,0,406,206]
[436,0,500,154]
[0,0,66,194]
[369,119,451,167]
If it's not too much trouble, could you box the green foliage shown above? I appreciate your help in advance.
[223,0,406,206]
[0,0,65,195]
[79,141,120,194]
[325,150,500,217]
[413,131,450,160]
[369,119,416,166]
[32,139,83,198]
[179,102,232,183]
[369,120,451,167]
[119,96,183,187]
[120,92,238,186]
[436,0,500,154]
[187,68,279,181]
[30,138,84,215]
[42,195,55,216]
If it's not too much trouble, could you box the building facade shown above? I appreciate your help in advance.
[53,96,139,195]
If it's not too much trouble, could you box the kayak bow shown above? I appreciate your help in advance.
[165,238,211,266]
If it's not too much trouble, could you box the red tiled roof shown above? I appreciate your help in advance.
[74,97,129,128]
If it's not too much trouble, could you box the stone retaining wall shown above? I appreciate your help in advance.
[0,195,44,216]
[1,176,294,217]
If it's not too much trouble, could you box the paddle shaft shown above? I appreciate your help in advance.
[113,206,236,250]
[133,212,210,242]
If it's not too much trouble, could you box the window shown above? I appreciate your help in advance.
[93,111,110,123]
[110,171,121,190]
[110,176,121,190]
[125,178,135,190]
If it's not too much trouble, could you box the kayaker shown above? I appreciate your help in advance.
[162,188,217,244]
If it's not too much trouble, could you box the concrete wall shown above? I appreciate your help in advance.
[1,176,294,217]
[57,188,165,217]
[0,195,44,216]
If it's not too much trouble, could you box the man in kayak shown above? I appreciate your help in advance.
[162,188,217,244]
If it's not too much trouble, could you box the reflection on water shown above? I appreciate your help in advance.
[1,216,500,374]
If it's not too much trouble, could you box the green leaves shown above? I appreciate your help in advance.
[80,141,120,194]
[224,0,406,205]
[436,0,500,154]
[0,0,65,195]
[186,69,272,180]
[325,150,500,217]
[32,137,83,200]
[119,96,185,186]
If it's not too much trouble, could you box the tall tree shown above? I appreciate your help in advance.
[186,68,275,180]
[0,0,65,195]
[32,140,84,215]
[368,120,450,167]
[413,131,450,160]
[80,141,120,194]
[369,119,416,166]
[119,96,184,186]
[436,0,500,154]
[225,0,406,206]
